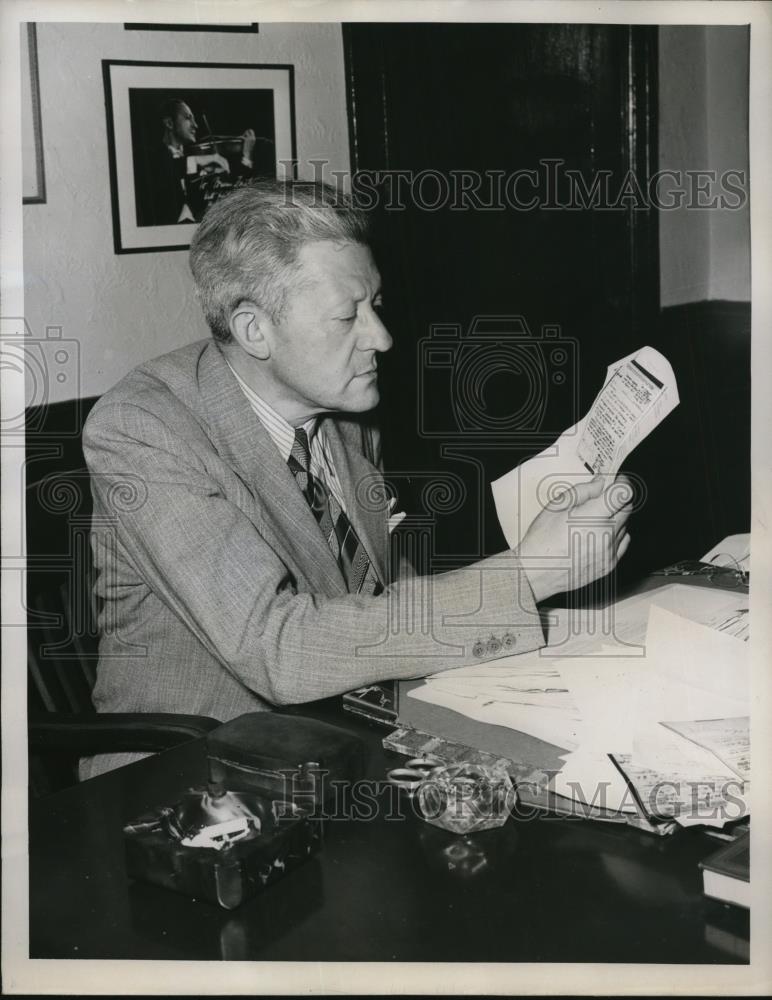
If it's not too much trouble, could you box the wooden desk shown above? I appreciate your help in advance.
[29,698,749,963]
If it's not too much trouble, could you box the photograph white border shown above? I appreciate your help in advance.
[2,0,771,996]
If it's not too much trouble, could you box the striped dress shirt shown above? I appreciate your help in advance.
[227,362,348,513]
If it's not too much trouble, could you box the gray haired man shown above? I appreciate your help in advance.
[81,180,631,777]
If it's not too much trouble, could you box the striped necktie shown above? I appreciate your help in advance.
[287,428,382,596]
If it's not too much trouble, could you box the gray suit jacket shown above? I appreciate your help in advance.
[80,339,545,776]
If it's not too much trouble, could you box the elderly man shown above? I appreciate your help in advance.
[81,180,631,777]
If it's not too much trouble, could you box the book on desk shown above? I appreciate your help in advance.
[700,825,750,909]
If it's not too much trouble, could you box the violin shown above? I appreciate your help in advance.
[184,112,273,160]
[185,135,246,158]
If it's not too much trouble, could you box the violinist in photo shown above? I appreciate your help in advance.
[133,97,262,226]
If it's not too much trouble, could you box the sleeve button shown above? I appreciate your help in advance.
[472,641,486,658]
[502,632,516,650]
[487,635,502,655]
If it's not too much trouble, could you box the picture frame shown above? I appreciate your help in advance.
[124,24,259,33]
[102,60,295,254]
[21,22,46,204]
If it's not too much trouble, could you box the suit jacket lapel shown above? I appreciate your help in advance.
[322,416,390,589]
[196,342,347,597]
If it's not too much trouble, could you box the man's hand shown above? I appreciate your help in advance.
[191,152,230,175]
[515,474,633,603]
[241,129,257,166]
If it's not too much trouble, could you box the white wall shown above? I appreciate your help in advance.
[659,25,750,307]
[705,26,751,302]
[658,27,710,306]
[23,22,351,403]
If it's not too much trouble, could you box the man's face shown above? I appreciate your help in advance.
[171,103,197,145]
[265,240,392,418]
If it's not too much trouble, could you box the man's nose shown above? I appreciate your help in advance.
[360,310,393,354]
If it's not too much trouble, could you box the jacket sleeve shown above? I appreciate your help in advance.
[83,402,546,706]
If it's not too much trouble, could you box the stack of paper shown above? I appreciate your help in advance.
[408,654,583,751]
[408,583,750,830]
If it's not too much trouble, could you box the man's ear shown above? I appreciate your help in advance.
[229,301,272,360]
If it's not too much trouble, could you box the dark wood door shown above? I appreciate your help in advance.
[343,23,659,573]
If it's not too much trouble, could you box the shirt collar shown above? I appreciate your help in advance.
[226,360,318,462]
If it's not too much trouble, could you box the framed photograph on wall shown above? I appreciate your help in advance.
[124,23,260,33]
[102,60,295,253]
[22,22,46,204]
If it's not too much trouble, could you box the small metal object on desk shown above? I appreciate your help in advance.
[405,756,443,775]
[386,757,443,794]
[656,559,748,588]
[387,768,425,793]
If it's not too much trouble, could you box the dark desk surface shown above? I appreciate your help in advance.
[29,698,749,963]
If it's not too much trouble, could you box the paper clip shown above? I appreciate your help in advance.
[386,768,425,792]
[387,757,444,793]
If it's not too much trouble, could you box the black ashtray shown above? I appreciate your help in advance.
[123,783,322,909]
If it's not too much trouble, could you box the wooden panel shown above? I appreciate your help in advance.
[343,23,660,566]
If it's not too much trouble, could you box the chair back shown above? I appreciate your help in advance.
[26,396,100,792]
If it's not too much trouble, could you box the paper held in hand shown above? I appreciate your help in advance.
[492,346,679,548]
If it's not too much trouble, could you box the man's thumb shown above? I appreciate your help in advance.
[571,473,606,507]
